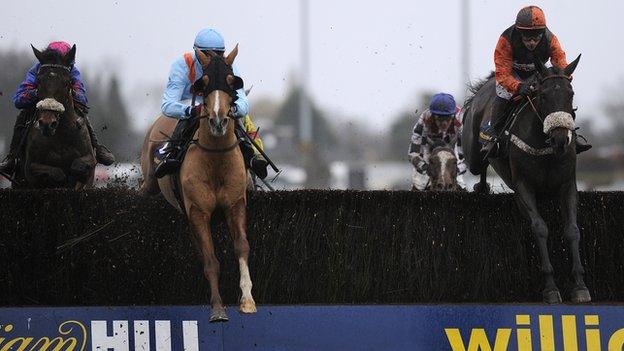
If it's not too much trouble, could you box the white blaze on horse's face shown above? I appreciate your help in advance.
[437,150,454,182]
[205,90,231,137]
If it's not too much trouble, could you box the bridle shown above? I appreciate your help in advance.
[189,56,241,154]
[524,73,572,124]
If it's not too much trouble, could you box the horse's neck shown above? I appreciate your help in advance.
[198,119,237,150]
[512,104,549,147]
[60,99,78,128]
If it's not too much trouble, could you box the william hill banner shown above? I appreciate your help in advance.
[1,305,624,350]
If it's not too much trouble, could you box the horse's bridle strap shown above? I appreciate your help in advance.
[540,74,571,83]
[39,64,71,72]
[191,138,241,153]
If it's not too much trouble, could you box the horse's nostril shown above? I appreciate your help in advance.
[50,121,59,129]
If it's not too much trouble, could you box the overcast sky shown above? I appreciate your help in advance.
[1,0,622,132]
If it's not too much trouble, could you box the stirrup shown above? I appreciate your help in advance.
[154,158,182,178]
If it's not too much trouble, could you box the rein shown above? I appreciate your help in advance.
[39,63,71,72]
[192,138,241,153]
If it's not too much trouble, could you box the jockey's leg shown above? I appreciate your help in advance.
[0,110,31,175]
[238,115,268,179]
[480,96,510,157]
[83,116,115,166]
[575,135,592,154]
[154,118,199,178]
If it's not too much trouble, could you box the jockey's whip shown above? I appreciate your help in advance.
[235,124,280,173]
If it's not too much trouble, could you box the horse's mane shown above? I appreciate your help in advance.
[463,72,495,109]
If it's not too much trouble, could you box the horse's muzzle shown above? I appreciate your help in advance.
[38,119,59,136]
[208,116,229,137]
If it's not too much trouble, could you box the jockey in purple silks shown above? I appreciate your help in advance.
[0,41,115,175]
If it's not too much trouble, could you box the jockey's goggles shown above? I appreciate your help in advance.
[432,114,455,120]
[520,30,544,42]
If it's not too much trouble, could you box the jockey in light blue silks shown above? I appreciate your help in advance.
[154,28,269,179]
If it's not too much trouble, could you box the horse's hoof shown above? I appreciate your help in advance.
[570,288,592,304]
[543,289,562,304]
[209,307,229,323]
[240,297,257,314]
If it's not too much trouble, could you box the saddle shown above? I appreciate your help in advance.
[478,99,526,146]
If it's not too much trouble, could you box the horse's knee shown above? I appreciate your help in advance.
[234,237,250,257]
[203,254,220,275]
[70,158,93,178]
[564,224,580,242]
[531,219,549,239]
[37,167,66,183]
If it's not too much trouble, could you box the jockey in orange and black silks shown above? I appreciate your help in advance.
[154,28,269,179]
[408,93,466,190]
[481,5,591,157]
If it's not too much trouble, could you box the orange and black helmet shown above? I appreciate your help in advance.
[515,6,546,30]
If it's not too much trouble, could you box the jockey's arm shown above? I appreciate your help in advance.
[549,34,568,71]
[231,64,249,118]
[408,113,428,166]
[70,66,88,106]
[13,63,39,109]
[494,35,521,95]
[161,58,192,119]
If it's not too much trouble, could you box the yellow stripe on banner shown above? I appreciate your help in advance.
[539,315,555,351]
[562,315,578,351]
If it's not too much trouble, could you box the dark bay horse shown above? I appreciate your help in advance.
[462,55,590,303]
[140,46,256,322]
[19,45,95,189]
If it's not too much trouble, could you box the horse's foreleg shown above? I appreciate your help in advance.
[559,182,591,303]
[70,154,96,181]
[28,162,66,184]
[226,198,256,314]
[515,182,560,303]
[187,205,228,322]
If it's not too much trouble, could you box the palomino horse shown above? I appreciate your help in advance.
[19,45,95,189]
[462,55,590,303]
[139,47,256,322]
[425,137,461,191]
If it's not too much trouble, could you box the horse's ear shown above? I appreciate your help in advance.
[31,44,44,62]
[227,74,244,91]
[64,44,76,66]
[195,49,211,67]
[564,54,581,77]
[192,75,209,94]
[225,44,239,66]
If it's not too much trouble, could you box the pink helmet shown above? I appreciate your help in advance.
[47,41,72,55]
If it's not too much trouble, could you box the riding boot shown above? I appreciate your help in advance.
[575,135,592,154]
[83,116,115,166]
[481,97,510,158]
[0,111,30,175]
[154,118,198,178]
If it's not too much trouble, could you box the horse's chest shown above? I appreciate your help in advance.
[512,156,575,190]
[34,135,85,166]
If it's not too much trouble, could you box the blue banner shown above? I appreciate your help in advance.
[1,305,623,350]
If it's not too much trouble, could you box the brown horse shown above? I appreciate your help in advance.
[425,137,462,191]
[19,45,95,189]
[139,46,256,322]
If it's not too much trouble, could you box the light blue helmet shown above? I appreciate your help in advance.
[193,28,225,51]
